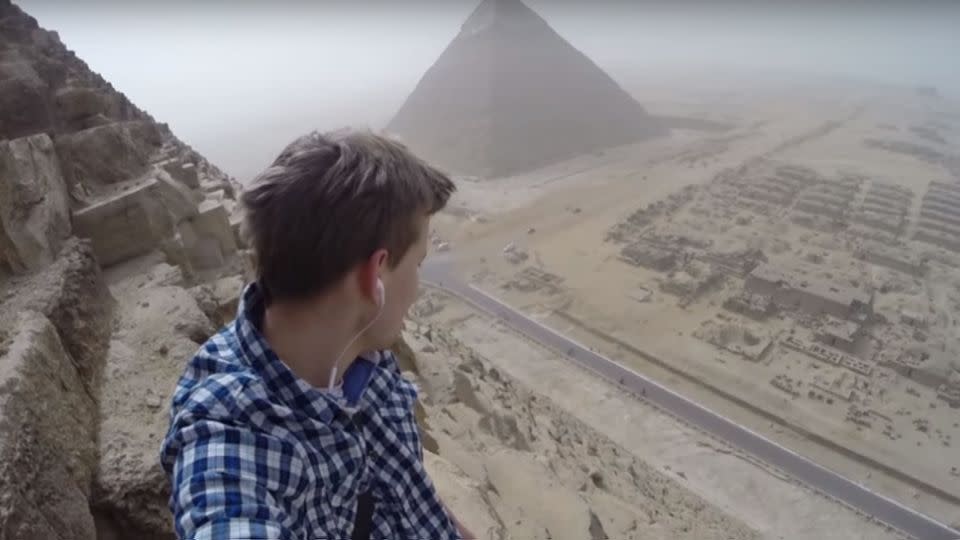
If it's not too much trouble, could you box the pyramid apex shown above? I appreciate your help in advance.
[461,0,542,35]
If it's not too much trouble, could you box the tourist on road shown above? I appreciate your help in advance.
[160,129,473,539]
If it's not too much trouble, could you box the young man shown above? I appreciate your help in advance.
[160,129,474,539]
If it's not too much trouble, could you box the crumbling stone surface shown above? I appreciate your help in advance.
[0,238,114,390]
[0,311,99,540]
[391,334,441,455]
[0,56,53,140]
[93,281,214,540]
[0,132,71,273]
[189,273,245,328]
[55,85,109,127]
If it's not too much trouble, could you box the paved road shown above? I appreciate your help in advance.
[421,261,959,540]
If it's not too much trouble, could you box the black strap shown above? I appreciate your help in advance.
[351,490,376,540]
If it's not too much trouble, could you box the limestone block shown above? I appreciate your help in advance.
[229,213,245,248]
[73,180,167,267]
[177,200,237,270]
[72,170,199,268]
[0,237,114,389]
[0,132,71,273]
[0,59,53,140]
[0,311,99,540]
[158,158,200,189]
[153,168,198,221]
[184,229,224,270]
[54,86,105,122]
[197,200,236,252]
[55,120,161,189]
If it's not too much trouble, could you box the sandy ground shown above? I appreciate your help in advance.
[426,80,960,533]
[405,315,762,540]
[413,287,906,540]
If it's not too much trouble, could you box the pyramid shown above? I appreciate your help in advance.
[386,0,666,178]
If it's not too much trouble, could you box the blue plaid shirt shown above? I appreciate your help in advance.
[160,282,460,539]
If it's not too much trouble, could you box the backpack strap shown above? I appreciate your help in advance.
[351,490,376,540]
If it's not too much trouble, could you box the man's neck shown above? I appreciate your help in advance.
[262,295,365,389]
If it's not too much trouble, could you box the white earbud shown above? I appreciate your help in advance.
[375,278,385,309]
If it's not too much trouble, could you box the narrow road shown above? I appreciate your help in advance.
[421,261,960,540]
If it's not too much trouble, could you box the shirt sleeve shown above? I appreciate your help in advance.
[167,416,309,540]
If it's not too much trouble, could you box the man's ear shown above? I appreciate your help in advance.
[360,248,389,300]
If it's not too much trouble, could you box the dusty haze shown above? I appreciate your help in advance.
[19,0,960,181]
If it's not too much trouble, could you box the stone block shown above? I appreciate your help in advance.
[194,237,225,270]
[55,120,161,189]
[0,132,71,273]
[73,180,167,267]
[0,238,114,390]
[183,200,237,270]
[0,311,99,540]
[160,158,200,189]
[229,213,245,248]
[153,168,199,220]
[178,162,199,189]
[72,170,201,268]
[55,86,105,123]
[0,59,53,140]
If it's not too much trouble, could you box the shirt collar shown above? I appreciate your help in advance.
[233,281,378,421]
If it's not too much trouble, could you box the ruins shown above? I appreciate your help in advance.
[566,149,960,513]
[385,0,666,178]
[744,263,872,321]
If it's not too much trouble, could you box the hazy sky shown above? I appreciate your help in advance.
[18,0,960,180]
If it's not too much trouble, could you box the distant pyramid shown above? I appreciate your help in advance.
[386,0,666,178]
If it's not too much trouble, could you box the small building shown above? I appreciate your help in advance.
[937,384,960,408]
[924,188,960,207]
[900,309,928,329]
[851,209,904,235]
[914,227,960,253]
[745,263,872,321]
[866,183,912,205]
[855,242,927,277]
[620,241,679,272]
[723,291,775,320]
[861,196,904,214]
[917,219,960,239]
[883,348,953,390]
[794,199,846,220]
[814,315,868,356]
[929,180,960,196]
[920,206,960,231]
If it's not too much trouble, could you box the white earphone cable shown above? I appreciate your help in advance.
[328,285,385,390]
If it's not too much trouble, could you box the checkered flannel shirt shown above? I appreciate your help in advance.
[160,282,460,539]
